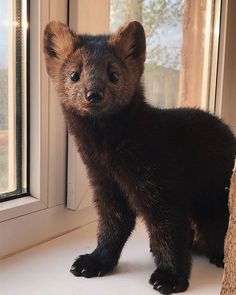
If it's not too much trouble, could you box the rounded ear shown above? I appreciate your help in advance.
[43,21,76,78]
[109,21,146,64]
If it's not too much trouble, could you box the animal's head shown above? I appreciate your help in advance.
[43,21,146,117]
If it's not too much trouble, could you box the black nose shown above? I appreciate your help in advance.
[86,91,103,103]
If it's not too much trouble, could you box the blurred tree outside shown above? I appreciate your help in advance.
[0,68,8,192]
[110,0,184,108]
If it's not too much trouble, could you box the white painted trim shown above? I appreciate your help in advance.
[47,0,68,208]
[215,0,228,118]
[207,0,222,113]
[67,0,110,210]
[200,0,223,114]
[0,205,97,259]
[31,0,49,203]
[201,0,215,110]
[0,196,45,222]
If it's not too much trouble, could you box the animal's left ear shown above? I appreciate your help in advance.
[109,21,146,65]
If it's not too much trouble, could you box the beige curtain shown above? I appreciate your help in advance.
[178,0,207,107]
[221,160,236,295]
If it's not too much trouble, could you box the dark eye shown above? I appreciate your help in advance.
[109,71,119,83]
[69,71,80,82]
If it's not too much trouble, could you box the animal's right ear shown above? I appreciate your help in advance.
[43,21,76,79]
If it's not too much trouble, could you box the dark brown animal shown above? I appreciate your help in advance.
[44,21,236,294]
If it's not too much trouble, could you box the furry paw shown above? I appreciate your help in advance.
[208,253,224,268]
[70,254,115,278]
[149,268,189,294]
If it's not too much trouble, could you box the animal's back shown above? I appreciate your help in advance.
[155,107,235,210]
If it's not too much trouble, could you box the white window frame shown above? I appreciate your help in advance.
[0,0,97,259]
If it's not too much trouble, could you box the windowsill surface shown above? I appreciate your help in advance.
[0,221,223,295]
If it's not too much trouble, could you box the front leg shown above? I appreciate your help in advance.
[146,208,191,294]
[70,173,136,278]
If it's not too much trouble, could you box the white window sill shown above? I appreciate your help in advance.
[0,196,47,222]
[0,221,223,295]
[0,196,40,211]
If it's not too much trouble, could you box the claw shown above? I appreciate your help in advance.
[157,284,162,289]
[70,266,76,272]
[153,282,161,290]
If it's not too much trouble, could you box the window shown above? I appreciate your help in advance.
[1,0,234,260]
[0,0,92,259]
[0,0,28,201]
[110,0,221,110]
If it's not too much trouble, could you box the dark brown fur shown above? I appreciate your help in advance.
[44,21,236,294]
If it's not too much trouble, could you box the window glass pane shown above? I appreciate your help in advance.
[0,0,28,200]
[0,1,10,194]
[110,0,215,109]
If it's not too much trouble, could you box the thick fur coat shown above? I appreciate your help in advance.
[44,21,236,294]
